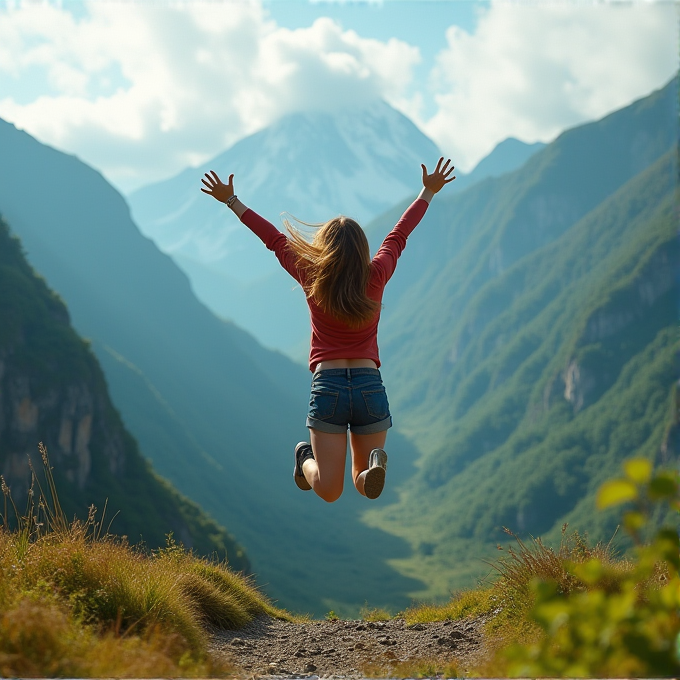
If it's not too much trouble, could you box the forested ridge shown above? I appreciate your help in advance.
[364,78,678,599]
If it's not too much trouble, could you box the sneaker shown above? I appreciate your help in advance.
[364,448,388,499]
[293,441,314,491]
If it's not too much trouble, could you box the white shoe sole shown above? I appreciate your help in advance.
[364,465,386,499]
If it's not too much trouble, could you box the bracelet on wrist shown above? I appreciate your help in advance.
[226,194,238,208]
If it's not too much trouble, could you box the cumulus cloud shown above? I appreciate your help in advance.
[419,1,678,172]
[0,0,676,189]
[0,1,419,191]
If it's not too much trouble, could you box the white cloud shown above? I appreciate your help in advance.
[0,1,419,191]
[420,1,679,172]
[0,0,676,189]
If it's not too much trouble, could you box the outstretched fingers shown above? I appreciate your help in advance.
[201,172,217,192]
[422,157,456,193]
[200,169,236,204]
[201,170,232,192]
[200,174,214,195]
[436,158,455,184]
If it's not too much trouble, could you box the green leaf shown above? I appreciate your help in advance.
[623,510,646,532]
[623,458,652,484]
[656,527,680,545]
[648,474,678,500]
[573,558,606,586]
[597,479,638,510]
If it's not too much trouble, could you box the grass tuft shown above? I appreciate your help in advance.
[0,443,291,676]
[360,603,391,622]
[404,523,632,662]
[361,656,460,678]
[404,587,496,625]
[0,596,216,678]
[490,524,631,598]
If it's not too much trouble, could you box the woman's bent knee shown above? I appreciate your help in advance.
[316,484,343,503]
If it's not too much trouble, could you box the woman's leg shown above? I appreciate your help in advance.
[304,428,348,503]
[349,430,387,496]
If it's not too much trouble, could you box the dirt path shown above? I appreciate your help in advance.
[210,616,490,678]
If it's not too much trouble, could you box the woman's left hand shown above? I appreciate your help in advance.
[201,170,234,204]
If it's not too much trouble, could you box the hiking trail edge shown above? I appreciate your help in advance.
[210,615,491,677]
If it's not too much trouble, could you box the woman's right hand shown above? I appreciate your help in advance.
[201,170,234,204]
[421,157,455,194]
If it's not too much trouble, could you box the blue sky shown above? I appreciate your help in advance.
[0,0,675,192]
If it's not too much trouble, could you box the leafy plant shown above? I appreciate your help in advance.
[504,458,680,677]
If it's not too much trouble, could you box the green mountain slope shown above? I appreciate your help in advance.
[0,217,248,569]
[0,119,425,616]
[369,77,677,376]
[362,81,678,599]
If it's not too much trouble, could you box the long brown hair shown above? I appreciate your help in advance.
[285,215,380,328]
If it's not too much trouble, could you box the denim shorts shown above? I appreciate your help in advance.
[306,368,392,435]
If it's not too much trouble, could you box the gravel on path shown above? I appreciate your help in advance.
[209,616,490,678]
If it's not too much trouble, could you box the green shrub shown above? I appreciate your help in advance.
[504,458,680,677]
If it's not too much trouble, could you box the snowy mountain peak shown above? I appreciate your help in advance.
[129,99,441,279]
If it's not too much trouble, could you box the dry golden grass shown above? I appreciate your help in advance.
[490,524,633,598]
[403,587,496,626]
[401,523,635,673]
[360,655,460,679]
[360,604,392,622]
[0,443,291,676]
[0,596,224,678]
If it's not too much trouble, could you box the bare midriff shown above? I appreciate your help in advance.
[315,358,378,371]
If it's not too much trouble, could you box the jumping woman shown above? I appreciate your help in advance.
[201,157,455,502]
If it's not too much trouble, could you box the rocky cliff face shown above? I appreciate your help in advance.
[0,217,249,571]
[562,240,677,414]
[562,360,595,414]
[0,233,130,503]
[0,354,124,496]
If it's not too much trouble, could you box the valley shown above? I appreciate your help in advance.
[0,75,676,615]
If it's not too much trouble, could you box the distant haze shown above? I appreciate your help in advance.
[129,104,545,358]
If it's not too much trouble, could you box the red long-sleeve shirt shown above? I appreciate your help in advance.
[240,198,429,371]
